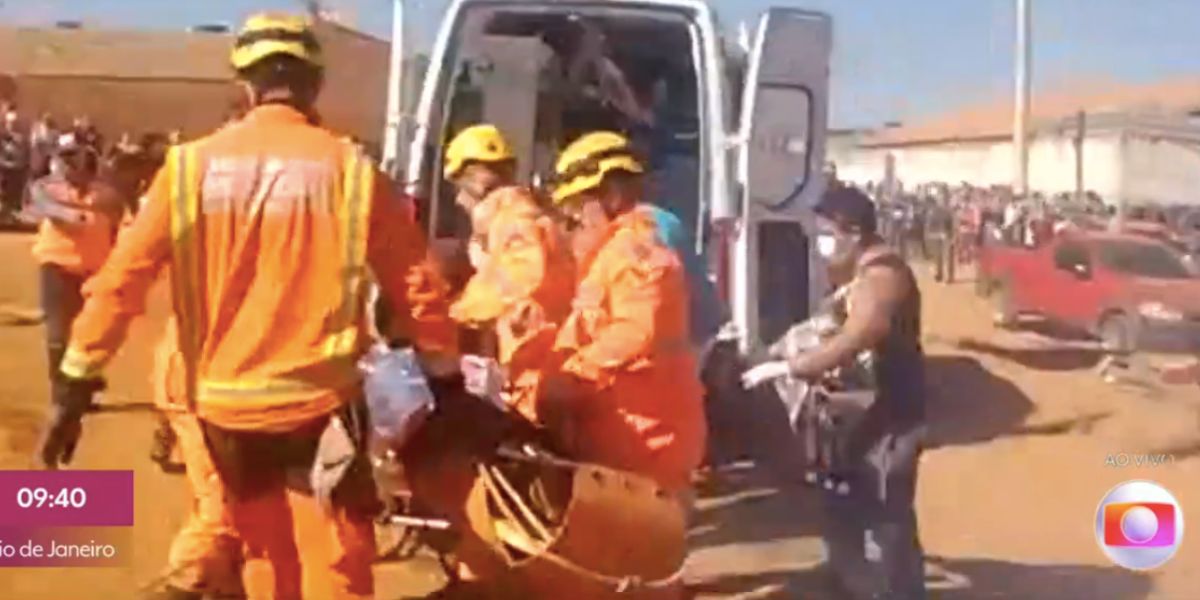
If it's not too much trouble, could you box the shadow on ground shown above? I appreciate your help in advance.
[955,337,1103,372]
[92,401,158,415]
[703,352,1111,475]
[1153,439,1200,461]
[690,474,821,549]
[924,355,1112,449]
[688,556,1153,600]
[922,556,1153,600]
[1149,407,1200,460]
[0,306,43,326]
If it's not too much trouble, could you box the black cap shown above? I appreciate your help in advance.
[815,185,877,234]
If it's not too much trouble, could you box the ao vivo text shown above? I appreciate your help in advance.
[1105,454,1177,468]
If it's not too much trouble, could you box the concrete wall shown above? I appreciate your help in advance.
[3,21,391,147]
[313,22,390,148]
[830,130,1200,206]
[1120,135,1200,205]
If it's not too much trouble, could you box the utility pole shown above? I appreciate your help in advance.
[1013,0,1032,197]
[382,0,407,176]
[1074,110,1086,203]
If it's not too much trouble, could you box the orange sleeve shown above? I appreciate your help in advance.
[562,234,675,387]
[367,173,457,355]
[60,166,172,379]
[450,204,548,325]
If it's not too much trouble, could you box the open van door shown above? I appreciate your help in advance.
[730,8,832,352]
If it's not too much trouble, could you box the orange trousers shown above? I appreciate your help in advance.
[164,411,245,596]
[233,486,376,600]
[202,423,377,600]
[154,324,373,598]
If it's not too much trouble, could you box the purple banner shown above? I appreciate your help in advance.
[0,527,131,567]
[0,471,133,527]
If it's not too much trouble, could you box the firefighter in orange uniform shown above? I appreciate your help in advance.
[59,14,457,600]
[544,131,707,495]
[30,133,124,469]
[443,124,575,423]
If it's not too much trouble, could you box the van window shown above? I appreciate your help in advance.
[1053,242,1090,272]
[1096,240,1190,280]
[429,7,704,245]
[758,221,809,343]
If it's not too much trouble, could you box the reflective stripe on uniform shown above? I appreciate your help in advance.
[168,145,204,408]
[59,346,106,380]
[198,360,361,401]
[323,149,373,359]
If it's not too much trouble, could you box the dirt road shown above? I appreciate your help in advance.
[0,231,1196,599]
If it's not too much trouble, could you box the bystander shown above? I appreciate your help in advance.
[0,110,30,218]
[29,113,60,179]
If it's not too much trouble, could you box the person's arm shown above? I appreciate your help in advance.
[562,235,676,388]
[26,178,106,226]
[597,58,653,126]
[788,263,908,380]
[367,172,457,358]
[60,166,173,379]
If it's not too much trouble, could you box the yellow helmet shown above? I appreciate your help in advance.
[444,124,516,180]
[231,13,322,71]
[551,131,644,205]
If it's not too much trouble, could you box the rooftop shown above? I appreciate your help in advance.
[0,25,233,81]
[0,20,388,82]
[862,77,1200,148]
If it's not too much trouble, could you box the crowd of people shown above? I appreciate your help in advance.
[0,102,176,227]
[836,176,1200,283]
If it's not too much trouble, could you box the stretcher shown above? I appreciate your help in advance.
[371,373,687,599]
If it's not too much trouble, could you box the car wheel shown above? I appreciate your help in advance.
[1098,313,1135,355]
[992,278,1018,329]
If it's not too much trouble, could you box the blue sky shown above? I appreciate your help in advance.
[3,0,1198,128]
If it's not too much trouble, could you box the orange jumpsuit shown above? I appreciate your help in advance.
[450,186,574,422]
[62,105,456,600]
[30,175,122,469]
[553,206,707,492]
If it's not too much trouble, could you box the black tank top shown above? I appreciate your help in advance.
[860,252,926,428]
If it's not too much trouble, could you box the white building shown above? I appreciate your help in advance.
[831,78,1200,206]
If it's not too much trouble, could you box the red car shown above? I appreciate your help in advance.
[978,230,1200,354]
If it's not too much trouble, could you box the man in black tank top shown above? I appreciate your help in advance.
[790,187,928,600]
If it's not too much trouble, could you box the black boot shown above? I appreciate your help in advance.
[149,416,179,470]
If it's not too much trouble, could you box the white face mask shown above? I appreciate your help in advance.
[816,233,842,259]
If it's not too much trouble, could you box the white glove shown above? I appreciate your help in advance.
[741,361,792,389]
[461,355,506,411]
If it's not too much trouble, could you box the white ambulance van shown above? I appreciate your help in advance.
[385,0,832,351]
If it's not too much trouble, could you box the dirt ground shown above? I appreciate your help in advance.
[0,230,1196,599]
